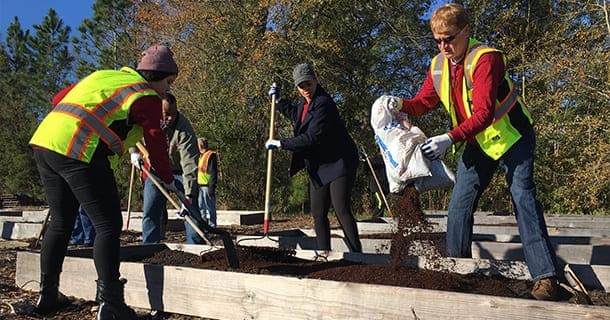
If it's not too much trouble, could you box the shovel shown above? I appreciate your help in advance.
[135,144,239,269]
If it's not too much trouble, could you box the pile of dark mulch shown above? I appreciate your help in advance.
[135,245,529,299]
[133,244,610,305]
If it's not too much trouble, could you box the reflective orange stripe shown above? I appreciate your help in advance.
[49,82,151,159]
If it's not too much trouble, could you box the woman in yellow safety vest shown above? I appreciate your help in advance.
[29,45,180,319]
[380,3,560,301]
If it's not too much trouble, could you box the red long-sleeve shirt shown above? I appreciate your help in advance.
[52,84,173,183]
[401,52,505,144]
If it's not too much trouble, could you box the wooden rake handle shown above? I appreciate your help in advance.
[263,83,277,234]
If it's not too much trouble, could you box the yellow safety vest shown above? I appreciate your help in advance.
[197,150,217,185]
[430,39,533,160]
[30,67,157,168]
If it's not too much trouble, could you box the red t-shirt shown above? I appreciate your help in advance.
[51,84,173,183]
[401,52,505,144]
[301,101,309,122]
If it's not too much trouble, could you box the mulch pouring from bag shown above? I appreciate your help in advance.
[389,185,440,267]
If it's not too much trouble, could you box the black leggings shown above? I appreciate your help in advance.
[34,149,122,281]
[309,173,362,252]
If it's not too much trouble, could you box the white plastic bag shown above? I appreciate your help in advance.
[371,95,455,193]
[412,148,456,193]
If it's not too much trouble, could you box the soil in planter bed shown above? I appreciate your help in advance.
[131,185,609,305]
[137,245,531,299]
[134,244,610,305]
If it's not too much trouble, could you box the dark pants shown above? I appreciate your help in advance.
[309,172,362,252]
[34,149,122,281]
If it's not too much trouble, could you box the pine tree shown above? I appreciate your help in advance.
[28,8,74,115]
[72,0,139,78]
[0,18,42,196]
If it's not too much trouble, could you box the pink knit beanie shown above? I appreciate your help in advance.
[136,45,179,74]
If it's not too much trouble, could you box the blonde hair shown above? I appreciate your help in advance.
[430,3,470,34]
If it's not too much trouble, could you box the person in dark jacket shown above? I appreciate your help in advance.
[266,63,362,258]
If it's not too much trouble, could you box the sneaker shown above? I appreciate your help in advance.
[531,277,560,301]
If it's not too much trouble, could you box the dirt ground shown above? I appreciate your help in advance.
[0,213,339,319]
[1,189,609,319]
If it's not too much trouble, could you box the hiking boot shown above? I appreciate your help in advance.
[96,278,138,320]
[34,273,70,315]
[531,277,560,301]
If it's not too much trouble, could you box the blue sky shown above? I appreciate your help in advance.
[0,0,95,37]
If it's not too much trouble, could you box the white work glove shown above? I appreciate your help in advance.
[129,150,143,170]
[176,203,188,218]
[265,139,281,150]
[421,134,453,160]
[161,180,180,194]
[380,95,403,112]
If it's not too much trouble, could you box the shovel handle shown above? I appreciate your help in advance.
[140,165,211,243]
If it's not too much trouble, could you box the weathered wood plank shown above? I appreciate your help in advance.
[16,250,610,320]
[243,234,610,265]
[421,211,610,229]
[347,222,610,238]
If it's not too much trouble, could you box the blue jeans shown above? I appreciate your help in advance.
[446,127,558,281]
[70,206,96,245]
[142,176,205,244]
[198,186,217,228]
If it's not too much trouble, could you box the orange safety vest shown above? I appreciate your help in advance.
[197,150,217,185]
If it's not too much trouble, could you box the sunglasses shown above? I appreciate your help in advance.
[434,26,465,45]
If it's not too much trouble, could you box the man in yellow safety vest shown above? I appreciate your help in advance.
[197,137,219,227]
